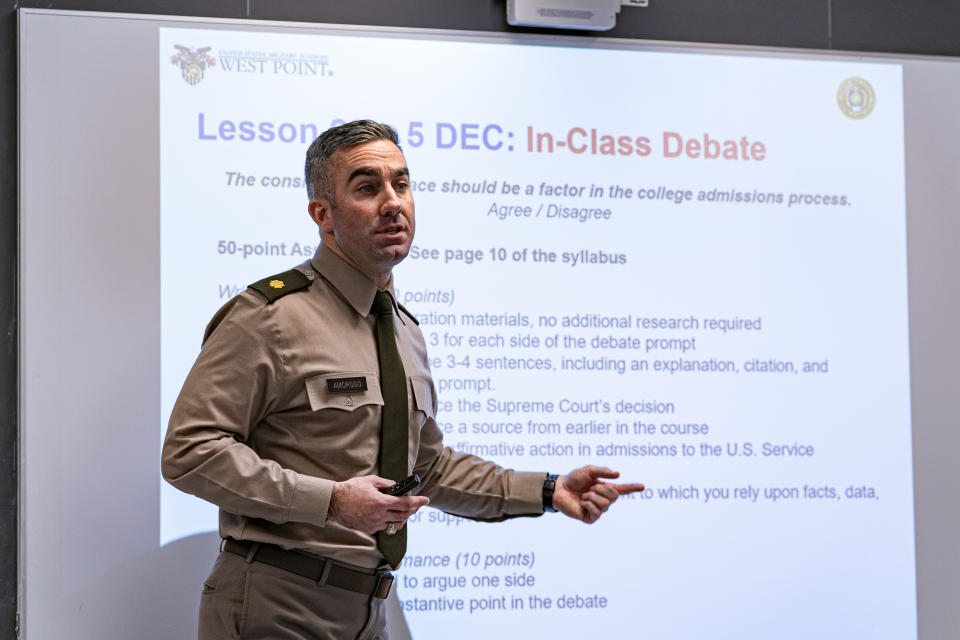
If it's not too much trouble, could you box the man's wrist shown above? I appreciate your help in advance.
[327,482,342,524]
[542,473,559,513]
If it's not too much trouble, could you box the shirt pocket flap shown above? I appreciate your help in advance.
[305,372,383,412]
[411,376,437,419]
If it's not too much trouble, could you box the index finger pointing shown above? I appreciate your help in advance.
[613,482,646,495]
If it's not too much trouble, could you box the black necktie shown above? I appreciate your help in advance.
[372,291,408,568]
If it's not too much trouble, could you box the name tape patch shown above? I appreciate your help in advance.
[327,376,368,394]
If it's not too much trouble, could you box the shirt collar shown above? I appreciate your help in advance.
[310,243,398,318]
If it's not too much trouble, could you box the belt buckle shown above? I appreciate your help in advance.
[373,572,394,599]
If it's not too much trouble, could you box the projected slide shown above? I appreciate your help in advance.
[160,28,914,638]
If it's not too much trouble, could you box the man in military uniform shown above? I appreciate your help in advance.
[162,120,643,639]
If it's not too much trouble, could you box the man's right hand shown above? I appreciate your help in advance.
[327,475,430,534]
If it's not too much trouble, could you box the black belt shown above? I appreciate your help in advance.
[223,539,394,599]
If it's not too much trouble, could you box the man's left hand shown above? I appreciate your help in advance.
[553,465,644,524]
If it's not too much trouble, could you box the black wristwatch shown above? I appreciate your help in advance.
[542,473,559,512]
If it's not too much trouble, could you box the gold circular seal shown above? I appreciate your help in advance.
[837,77,875,119]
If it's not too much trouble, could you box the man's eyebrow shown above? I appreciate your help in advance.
[346,167,410,182]
[347,167,377,183]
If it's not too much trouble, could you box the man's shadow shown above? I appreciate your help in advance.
[47,531,412,639]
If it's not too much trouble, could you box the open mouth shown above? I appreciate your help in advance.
[380,225,405,236]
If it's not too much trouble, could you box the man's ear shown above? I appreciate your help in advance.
[308,198,335,234]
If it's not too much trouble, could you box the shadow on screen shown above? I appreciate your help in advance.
[47,531,412,640]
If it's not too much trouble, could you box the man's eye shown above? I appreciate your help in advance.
[357,184,374,193]
[395,182,409,192]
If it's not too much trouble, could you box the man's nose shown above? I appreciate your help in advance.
[380,185,404,216]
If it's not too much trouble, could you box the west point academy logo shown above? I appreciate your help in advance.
[170,45,216,86]
[837,77,876,119]
[170,44,333,86]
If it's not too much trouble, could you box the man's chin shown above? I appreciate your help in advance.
[387,246,411,264]
[374,244,411,268]
[378,235,411,255]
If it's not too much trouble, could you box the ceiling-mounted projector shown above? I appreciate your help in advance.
[507,0,648,31]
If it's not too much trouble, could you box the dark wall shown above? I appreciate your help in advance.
[2,1,958,637]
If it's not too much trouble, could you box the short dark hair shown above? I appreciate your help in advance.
[304,119,401,201]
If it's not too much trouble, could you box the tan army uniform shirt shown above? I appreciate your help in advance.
[162,244,545,569]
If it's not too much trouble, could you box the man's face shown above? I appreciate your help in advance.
[310,139,415,284]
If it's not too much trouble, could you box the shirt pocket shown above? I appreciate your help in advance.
[304,371,383,412]
[410,376,437,419]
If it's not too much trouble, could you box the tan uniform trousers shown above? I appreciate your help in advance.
[198,551,389,640]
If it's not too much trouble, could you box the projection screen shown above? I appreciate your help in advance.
[19,8,960,640]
